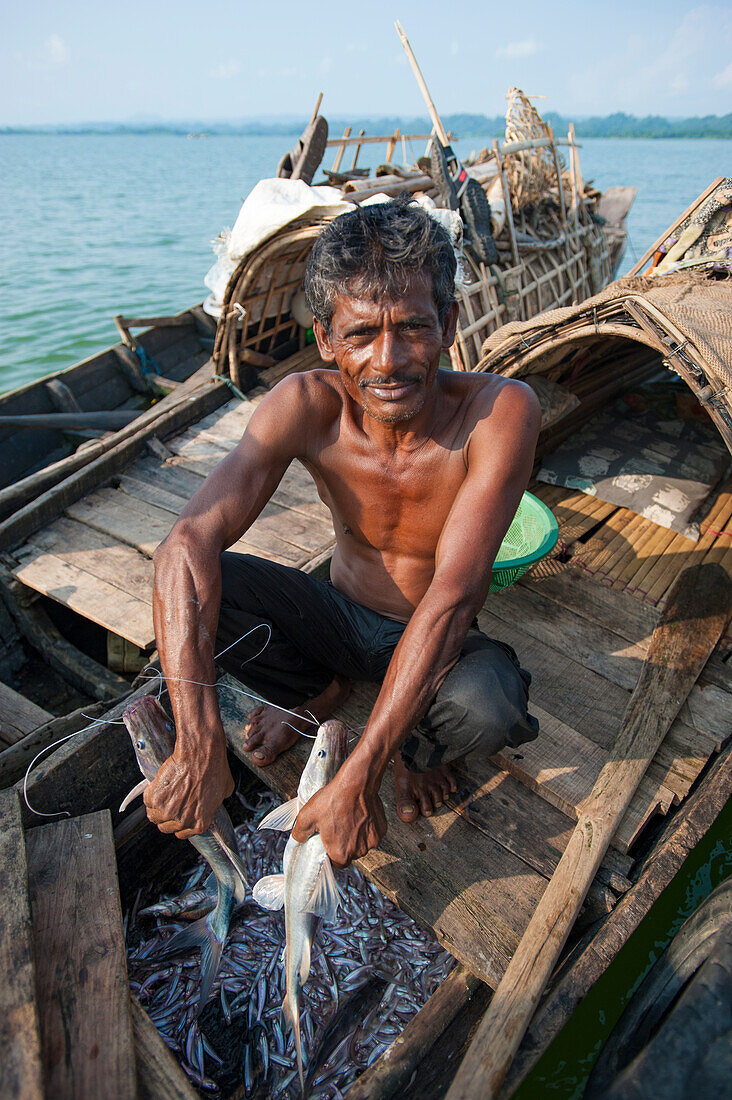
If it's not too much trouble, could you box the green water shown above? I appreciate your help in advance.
[514,792,732,1098]
[1,134,729,394]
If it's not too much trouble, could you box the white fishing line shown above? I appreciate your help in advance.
[22,619,359,819]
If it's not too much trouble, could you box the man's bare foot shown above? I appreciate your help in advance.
[393,754,458,822]
[242,675,351,766]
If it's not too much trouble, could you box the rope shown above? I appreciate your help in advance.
[136,345,162,376]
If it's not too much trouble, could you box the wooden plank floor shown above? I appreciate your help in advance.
[216,674,621,989]
[11,393,335,650]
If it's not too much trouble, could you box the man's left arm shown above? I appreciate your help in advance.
[293,380,542,865]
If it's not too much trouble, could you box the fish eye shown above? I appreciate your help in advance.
[317,749,326,758]
[136,739,146,750]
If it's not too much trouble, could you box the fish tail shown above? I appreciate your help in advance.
[282,992,304,1094]
[160,915,225,1015]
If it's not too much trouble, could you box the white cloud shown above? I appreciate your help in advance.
[495,40,542,60]
[45,34,70,65]
[319,56,333,75]
[210,60,241,80]
[450,40,460,56]
[713,62,732,88]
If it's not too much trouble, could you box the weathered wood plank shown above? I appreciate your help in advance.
[216,675,549,988]
[0,789,45,1100]
[13,551,155,650]
[487,580,726,755]
[0,695,129,790]
[477,602,716,803]
[66,488,176,557]
[447,563,732,1100]
[0,371,228,553]
[26,810,137,1100]
[14,515,155,607]
[500,736,732,1097]
[130,995,197,1100]
[491,703,676,853]
[0,682,52,747]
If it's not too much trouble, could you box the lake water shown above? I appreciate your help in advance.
[0,134,729,394]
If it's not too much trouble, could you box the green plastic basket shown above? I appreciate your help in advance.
[489,491,559,592]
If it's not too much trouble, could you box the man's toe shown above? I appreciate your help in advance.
[397,800,418,822]
[251,747,273,765]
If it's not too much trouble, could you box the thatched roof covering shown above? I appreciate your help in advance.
[476,272,732,450]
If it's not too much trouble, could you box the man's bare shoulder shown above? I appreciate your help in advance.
[266,368,345,414]
[439,369,541,430]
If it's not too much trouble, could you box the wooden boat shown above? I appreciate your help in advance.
[0,180,729,1096]
[0,91,633,516]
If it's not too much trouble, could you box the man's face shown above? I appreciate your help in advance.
[314,271,458,425]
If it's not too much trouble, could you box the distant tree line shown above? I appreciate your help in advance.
[2,112,731,139]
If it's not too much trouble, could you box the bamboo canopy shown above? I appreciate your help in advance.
[476,271,732,451]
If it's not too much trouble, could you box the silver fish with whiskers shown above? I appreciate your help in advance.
[120,694,249,1013]
[252,719,347,1093]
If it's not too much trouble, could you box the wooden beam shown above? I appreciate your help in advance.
[0,789,45,1100]
[499,734,732,1096]
[347,966,483,1100]
[0,694,129,790]
[26,810,137,1099]
[0,683,52,748]
[130,995,197,1100]
[446,563,732,1099]
[0,369,227,553]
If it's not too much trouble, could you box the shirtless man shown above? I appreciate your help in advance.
[146,196,542,868]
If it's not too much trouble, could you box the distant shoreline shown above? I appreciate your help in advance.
[3,112,732,140]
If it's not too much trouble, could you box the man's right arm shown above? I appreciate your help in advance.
[145,374,317,838]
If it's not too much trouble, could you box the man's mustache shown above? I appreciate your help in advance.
[358,375,422,388]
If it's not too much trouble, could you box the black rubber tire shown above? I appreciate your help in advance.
[585,877,732,1099]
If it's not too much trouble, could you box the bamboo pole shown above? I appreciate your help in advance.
[493,140,520,268]
[445,564,732,1100]
[394,21,450,145]
[331,127,351,173]
[309,91,323,125]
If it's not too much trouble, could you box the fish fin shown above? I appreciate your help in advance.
[159,916,224,1015]
[252,874,286,911]
[281,995,305,1094]
[281,945,286,964]
[299,935,312,985]
[304,857,341,922]
[258,797,300,832]
[209,820,249,899]
[118,777,150,813]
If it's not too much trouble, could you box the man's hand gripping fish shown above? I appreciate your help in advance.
[252,719,348,1092]
[120,695,249,1012]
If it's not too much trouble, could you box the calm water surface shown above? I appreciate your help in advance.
[0,134,729,393]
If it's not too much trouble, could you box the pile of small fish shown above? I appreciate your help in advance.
[125,785,455,1097]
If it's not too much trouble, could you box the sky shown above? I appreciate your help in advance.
[3,0,732,126]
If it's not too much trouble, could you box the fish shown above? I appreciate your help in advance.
[120,694,249,1012]
[252,719,347,1093]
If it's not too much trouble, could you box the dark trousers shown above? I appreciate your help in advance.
[216,553,539,772]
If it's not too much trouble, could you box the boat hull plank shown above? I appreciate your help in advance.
[0,683,53,748]
[26,810,137,1100]
[0,789,45,1100]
